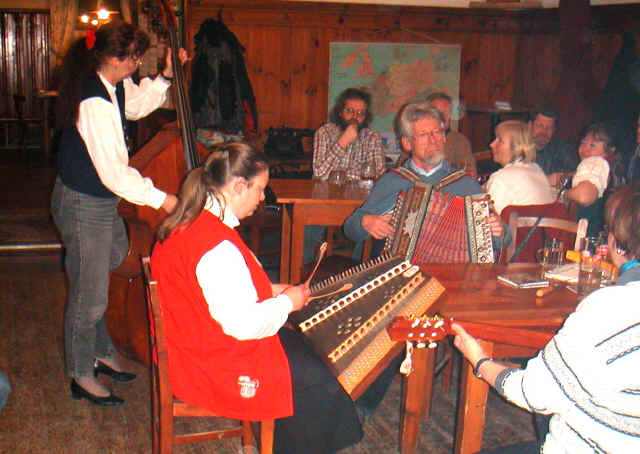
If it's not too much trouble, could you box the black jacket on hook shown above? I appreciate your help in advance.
[190,19,258,133]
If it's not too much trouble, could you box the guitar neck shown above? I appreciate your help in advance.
[456,321,554,350]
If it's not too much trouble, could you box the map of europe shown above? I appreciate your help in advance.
[329,42,461,157]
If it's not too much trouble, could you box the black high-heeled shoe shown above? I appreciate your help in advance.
[70,380,124,406]
[94,360,137,383]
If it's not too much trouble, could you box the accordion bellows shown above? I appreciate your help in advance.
[385,183,495,264]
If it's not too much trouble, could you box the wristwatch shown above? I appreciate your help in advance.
[473,357,492,378]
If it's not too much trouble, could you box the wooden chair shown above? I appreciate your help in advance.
[141,257,275,454]
[502,206,588,264]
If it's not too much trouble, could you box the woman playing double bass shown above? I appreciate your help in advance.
[51,20,187,405]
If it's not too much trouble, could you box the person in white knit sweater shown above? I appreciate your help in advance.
[453,183,640,454]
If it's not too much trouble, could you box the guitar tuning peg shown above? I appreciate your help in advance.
[428,342,438,349]
[416,342,426,349]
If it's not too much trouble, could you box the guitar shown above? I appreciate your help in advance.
[387,315,554,350]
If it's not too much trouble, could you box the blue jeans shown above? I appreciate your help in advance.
[0,371,10,410]
[51,179,128,378]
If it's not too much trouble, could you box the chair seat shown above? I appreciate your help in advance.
[141,257,274,454]
[173,399,223,417]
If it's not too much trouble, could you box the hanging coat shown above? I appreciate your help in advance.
[190,19,258,134]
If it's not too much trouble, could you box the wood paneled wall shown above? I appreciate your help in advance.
[186,1,640,147]
[0,10,50,118]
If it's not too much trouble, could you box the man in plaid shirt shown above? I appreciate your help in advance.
[313,88,386,181]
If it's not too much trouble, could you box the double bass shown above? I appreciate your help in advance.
[106,0,205,364]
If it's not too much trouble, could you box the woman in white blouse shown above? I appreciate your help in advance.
[485,120,556,215]
[51,21,186,405]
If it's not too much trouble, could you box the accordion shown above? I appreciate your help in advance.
[384,179,495,264]
[289,253,444,397]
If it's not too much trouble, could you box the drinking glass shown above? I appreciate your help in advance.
[577,252,603,297]
[536,239,564,269]
[328,169,347,186]
[359,162,376,190]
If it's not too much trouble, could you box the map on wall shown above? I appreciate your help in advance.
[329,42,461,159]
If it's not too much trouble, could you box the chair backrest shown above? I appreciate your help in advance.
[141,257,175,453]
[501,202,587,264]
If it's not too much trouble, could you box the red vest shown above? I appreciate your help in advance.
[151,211,293,420]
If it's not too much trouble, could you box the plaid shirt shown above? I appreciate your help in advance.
[312,123,386,181]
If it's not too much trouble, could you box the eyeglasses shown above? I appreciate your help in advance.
[416,129,445,141]
[343,107,367,118]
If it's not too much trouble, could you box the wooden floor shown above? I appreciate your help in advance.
[0,152,537,453]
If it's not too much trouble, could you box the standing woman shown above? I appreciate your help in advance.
[151,143,363,454]
[484,120,556,215]
[51,21,186,405]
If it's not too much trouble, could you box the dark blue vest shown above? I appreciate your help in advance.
[57,73,126,198]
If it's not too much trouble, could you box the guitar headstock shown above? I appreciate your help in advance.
[387,315,452,348]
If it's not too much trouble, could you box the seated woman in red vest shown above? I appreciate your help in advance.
[151,142,363,454]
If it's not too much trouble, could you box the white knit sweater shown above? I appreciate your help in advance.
[496,281,640,453]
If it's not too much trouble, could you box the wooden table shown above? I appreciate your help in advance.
[270,178,369,284]
[398,263,578,454]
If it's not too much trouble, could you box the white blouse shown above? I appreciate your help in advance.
[195,196,292,341]
[485,161,556,214]
[77,73,171,209]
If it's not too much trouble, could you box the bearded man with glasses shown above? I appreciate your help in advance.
[345,103,507,255]
[312,88,386,181]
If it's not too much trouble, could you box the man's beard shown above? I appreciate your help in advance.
[337,118,364,132]
[533,135,550,150]
[423,151,445,167]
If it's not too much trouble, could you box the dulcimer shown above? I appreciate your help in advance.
[107,0,206,364]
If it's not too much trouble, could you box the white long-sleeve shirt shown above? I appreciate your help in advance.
[485,161,556,215]
[496,281,640,453]
[76,73,171,209]
[195,196,293,341]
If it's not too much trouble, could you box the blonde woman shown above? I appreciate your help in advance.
[485,120,556,215]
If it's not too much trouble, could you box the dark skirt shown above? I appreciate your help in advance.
[275,328,364,454]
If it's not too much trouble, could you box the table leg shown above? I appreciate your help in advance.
[289,205,306,284]
[454,340,494,454]
[42,97,50,163]
[279,204,292,284]
[400,347,436,454]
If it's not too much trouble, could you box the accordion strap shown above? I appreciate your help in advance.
[434,169,466,190]
[391,167,467,191]
[390,167,423,185]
